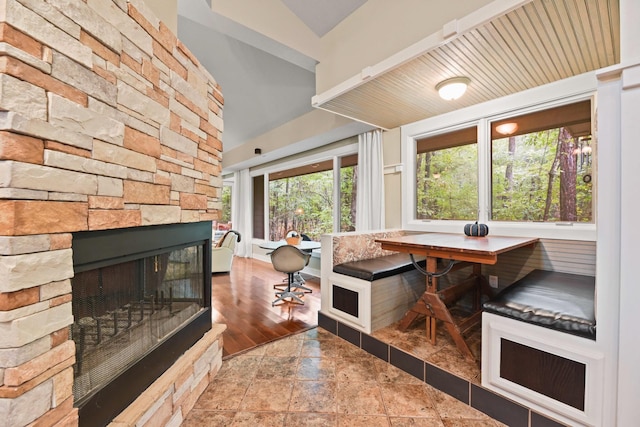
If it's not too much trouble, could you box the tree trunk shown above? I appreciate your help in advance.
[559,128,578,221]
[423,152,432,217]
[416,154,424,217]
[505,135,516,192]
[543,137,561,221]
[350,166,357,230]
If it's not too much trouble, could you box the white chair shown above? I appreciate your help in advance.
[211,230,240,273]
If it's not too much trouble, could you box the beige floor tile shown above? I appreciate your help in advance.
[255,356,299,380]
[216,354,263,380]
[284,412,337,426]
[184,328,506,427]
[380,383,440,418]
[428,389,492,421]
[425,346,480,382]
[289,380,338,413]
[297,356,336,381]
[263,335,304,357]
[389,417,446,426]
[182,409,235,426]
[374,358,425,385]
[337,414,392,426]
[441,419,500,427]
[239,379,293,412]
[194,377,251,411]
[336,382,386,415]
[335,356,379,382]
[301,337,340,358]
[231,411,287,426]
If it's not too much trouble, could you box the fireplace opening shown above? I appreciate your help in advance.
[71,222,212,427]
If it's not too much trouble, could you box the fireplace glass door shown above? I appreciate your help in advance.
[71,244,205,405]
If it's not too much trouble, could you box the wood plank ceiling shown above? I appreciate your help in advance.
[315,0,620,130]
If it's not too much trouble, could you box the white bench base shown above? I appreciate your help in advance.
[321,269,424,334]
[482,312,604,426]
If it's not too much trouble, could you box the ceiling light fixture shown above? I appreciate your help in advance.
[436,77,470,101]
[495,122,519,136]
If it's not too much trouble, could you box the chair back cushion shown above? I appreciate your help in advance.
[270,245,311,273]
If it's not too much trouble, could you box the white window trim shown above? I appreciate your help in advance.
[402,72,598,241]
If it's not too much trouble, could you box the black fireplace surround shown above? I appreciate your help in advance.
[71,221,212,427]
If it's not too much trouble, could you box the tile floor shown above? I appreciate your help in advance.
[184,327,504,426]
[371,313,483,384]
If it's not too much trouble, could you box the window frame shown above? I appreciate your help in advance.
[250,142,358,244]
[402,73,597,241]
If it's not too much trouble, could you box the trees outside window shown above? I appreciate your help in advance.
[491,100,593,223]
[412,100,594,225]
[339,157,357,232]
[220,184,231,224]
[269,171,333,241]
[268,155,357,241]
[415,127,478,220]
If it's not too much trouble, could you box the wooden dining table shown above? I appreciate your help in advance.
[375,232,538,360]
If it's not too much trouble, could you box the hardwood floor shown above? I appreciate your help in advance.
[211,257,321,358]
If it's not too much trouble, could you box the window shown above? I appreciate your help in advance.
[491,101,593,223]
[405,91,596,238]
[267,154,357,241]
[253,175,264,239]
[415,126,478,220]
[339,155,358,232]
[220,184,232,225]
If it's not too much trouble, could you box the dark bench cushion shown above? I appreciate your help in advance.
[483,269,596,340]
[333,253,424,282]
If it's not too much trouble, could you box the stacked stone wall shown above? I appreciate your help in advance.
[0,0,224,425]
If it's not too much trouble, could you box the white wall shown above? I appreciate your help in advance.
[144,0,177,34]
[208,0,499,93]
[608,0,640,424]
[614,1,640,422]
[315,0,496,92]
[223,109,368,171]
[209,0,321,61]
[382,128,403,229]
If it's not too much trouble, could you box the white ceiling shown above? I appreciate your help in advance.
[280,0,368,37]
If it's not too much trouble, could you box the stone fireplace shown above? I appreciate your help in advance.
[0,1,225,426]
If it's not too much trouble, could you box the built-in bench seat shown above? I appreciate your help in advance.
[321,230,426,334]
[482,269,602,426]
[483,269,596,340]
[333,253,425,281]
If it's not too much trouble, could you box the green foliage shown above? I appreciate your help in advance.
[340,165,357,232]
[269,170,337,241]
[268,165,358,240]
[492,129,592,222]
[416,145,478,220]
[416,127,593,223]
[221,185,232,223]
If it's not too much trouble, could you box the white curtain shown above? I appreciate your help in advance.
[356,129,385,231]
[232,168,252,258]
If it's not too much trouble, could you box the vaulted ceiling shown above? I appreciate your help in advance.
[177,0,369,159]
